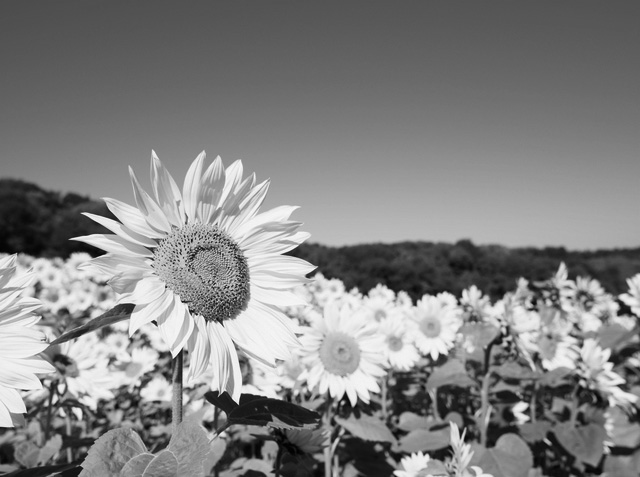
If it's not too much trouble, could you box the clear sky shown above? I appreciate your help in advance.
[2,1,639,250]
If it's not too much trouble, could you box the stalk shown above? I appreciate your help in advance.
[171,349,184,431]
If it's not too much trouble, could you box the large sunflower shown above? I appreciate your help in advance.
[0,254,55,427]
[75,152,314,401]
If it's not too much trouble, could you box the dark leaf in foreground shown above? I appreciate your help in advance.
[205,392,320,429]
[49,304,135,346]
[1,461,82,477]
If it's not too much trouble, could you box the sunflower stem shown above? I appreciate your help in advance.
[323,397,334,477]
[171,349,184,431]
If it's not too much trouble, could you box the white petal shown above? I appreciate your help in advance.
[72,234,153,258]
[183,151,206,222]
[207,321,242,403]
[103,198,165,239]
[129,167,172,233]
[150,150,185,227]
[82,213,158,248]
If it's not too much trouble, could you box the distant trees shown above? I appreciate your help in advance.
[2,179,640,302]
[0,179,112,258]
[289,240,640,302]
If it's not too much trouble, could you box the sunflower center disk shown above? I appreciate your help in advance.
[386,335,404,352]
[153,223,250,323]
[419,316,442,338]
[319,331,361,376]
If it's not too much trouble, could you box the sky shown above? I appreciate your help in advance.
[1,1,639,250]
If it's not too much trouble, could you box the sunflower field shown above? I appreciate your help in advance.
[1,155,640,477]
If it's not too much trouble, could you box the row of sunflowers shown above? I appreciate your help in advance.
[1,252,639,476]
[1,154,639,476]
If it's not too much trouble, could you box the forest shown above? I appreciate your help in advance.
[3,177,640,302]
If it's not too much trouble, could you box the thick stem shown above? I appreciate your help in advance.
[323,397,334,477]
[65,413,74,463]
[171,349,184,431]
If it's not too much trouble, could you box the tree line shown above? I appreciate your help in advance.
[2,178,640,302]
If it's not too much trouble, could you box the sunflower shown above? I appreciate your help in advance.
[297,301,386,406]
[377,315,420,371]
[393,451,431,477]
[410,295,462,361]
[74,152,314,401]
[0,254,55,427]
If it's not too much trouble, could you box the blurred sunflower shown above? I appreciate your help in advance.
[578,338,638,408]
[297,301,386,406]
[410,295,462,361]
[378,315,420,371]
[0,254,55,427]
[74,152,314,401]
[393,451,431,477]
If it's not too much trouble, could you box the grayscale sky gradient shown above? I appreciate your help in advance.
[1,1,639,250]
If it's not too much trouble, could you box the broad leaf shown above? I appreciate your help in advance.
[493,362,539,381]
[141,450,178,477]
[79,427,147,477]
[396,412,430,431]
[519,421,551,443]
[426,359,475,392]
[167,421,210,476]
[553,422,606,467]
[460,322,501,349]
[203,390,238,415]
[0,461,82,477]
[471,433,533,477]
[119,453,155,477]
[205,392,320,429]
[334,414,396,444]
[396,428,450,453]
[538,367,573,387]
[50,304,135,346]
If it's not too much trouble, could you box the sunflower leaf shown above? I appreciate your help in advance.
[230,394,321,429]
[167,422,211,476]
[204,390,239,415]
[50,304,135,346]
[205,392,320,429]
[426,359,476,392]
[334,414,396,444]
[78,427,147,477]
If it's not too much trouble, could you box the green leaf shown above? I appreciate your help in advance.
[493,362,539,381]
[422,459,449,476]
[396,411,430,431]
[141,450,178,477]
[50,304,135,346]
[203,438,226,475]
[603,449,640,477]
[79,427,147,477]
[334,414,396,444]
[203,390,238,415]
[597,322,635,351]
[205,392,320,429]
[37,434,62,465]
[14,441,39,468]
[552,422,606,467]
[471,433,533,477]
[460,322,501,349]
[167,422,210,476]
[426,359,475,392]
[538,367,573,387]
[0,461,82,477]
[396,428,450,453]
[119,453,155,477]
[607,407,640,448]
[519,421,551,443]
